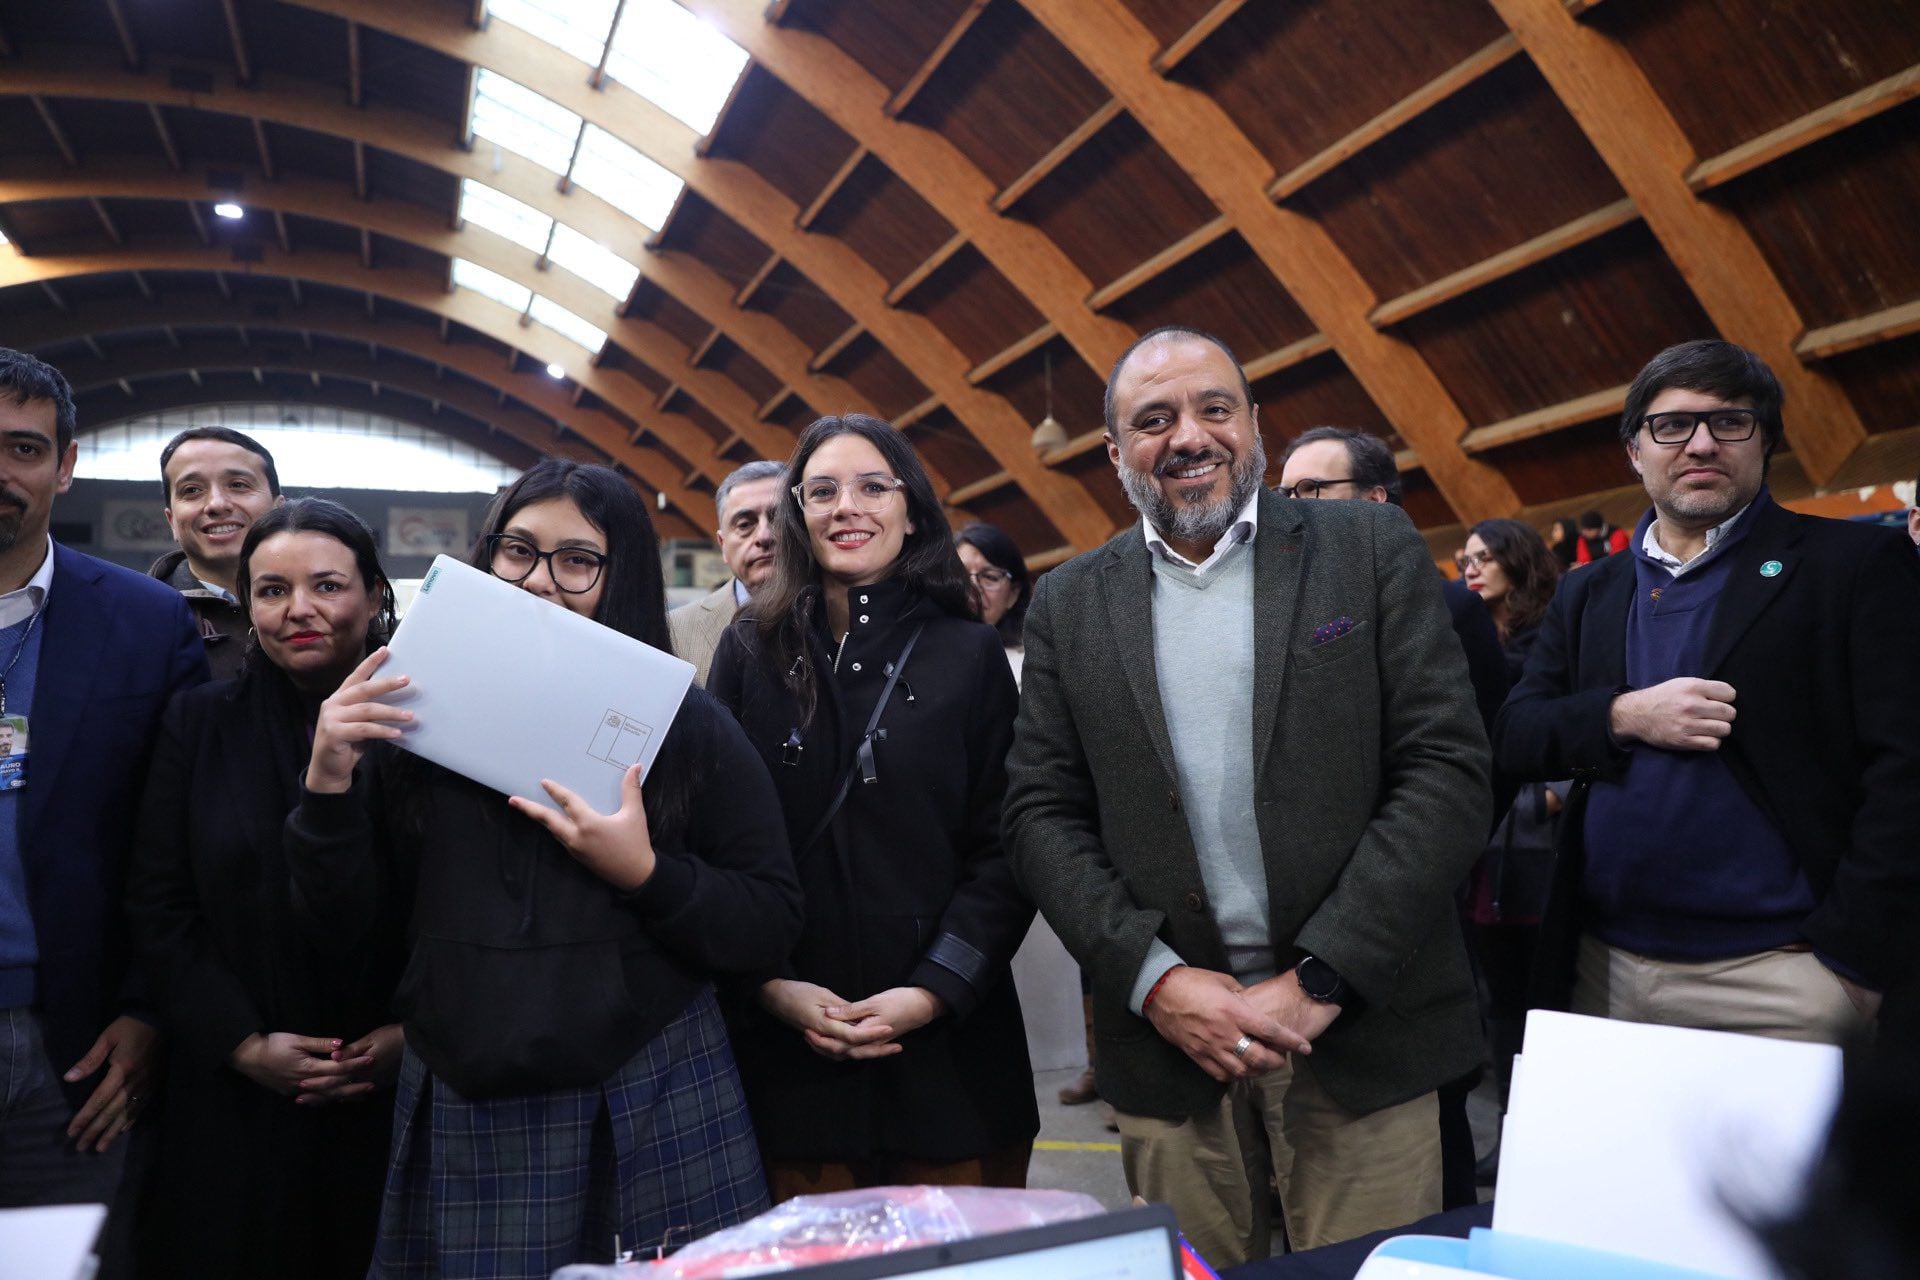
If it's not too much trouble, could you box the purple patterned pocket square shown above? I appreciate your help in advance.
[1310,616,1356,647]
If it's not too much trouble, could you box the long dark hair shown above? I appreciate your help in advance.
[1467,517,1562,641]
[468,459,695,833]
[955,521,1030,647]
[752,414,973,724]
[235,497,396,679]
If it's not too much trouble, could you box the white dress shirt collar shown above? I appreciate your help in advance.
[1142,488,1261,576]
[1641,502,1752,579]
[0,536,56,630]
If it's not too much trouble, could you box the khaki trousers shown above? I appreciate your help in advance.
[1115,1057,1440,1267]
[1572,935,1871,1045]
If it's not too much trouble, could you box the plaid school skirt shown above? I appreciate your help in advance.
[370,989,769,1280]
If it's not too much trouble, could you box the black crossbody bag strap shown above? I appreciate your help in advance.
[801,621,927,854]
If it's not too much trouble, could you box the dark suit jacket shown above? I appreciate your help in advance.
[25,543,207,1102]
[1494,498,1920,999]
[1003,492,1491,1118]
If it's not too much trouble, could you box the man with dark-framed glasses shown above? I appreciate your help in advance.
[1495,339,1920,1045]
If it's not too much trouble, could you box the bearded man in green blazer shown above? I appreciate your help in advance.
[1004,327,1490,1264]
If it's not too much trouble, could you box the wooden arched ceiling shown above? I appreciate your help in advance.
[2,0,1915,563]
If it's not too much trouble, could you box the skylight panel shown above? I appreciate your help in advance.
[458,179,555,254]
[471,69,582,175]
[547,225,641,301]
[603,0,749,134]
[571,125,683,231]
[485,0,618,66]
[451,258,533,313]
[529,295,609,353]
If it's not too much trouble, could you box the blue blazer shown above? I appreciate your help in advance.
[24,543,207,1099]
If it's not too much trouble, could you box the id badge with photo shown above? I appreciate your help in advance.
[0,713,28,791]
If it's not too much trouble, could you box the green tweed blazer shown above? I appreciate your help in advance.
[1003,489,1491,1118]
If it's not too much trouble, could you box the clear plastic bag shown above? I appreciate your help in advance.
[553,1186,1107,1279]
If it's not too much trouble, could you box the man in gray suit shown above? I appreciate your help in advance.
[669,459,782,685]
[1004,327,1490,1262]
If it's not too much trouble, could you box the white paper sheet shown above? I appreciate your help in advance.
[1493,1010,1841,1280]
[0,1204,105,1280]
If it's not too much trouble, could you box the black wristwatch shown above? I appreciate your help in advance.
[1296,954,1352,1006]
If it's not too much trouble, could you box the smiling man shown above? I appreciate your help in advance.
[0,348,205,1223]
[1004,326,1490,1261]
[150,426,284,680]
[1496,340,1920,1044]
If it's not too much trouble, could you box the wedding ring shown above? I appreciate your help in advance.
[1232,1035,1253,1059]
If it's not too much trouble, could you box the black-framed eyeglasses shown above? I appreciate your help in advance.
[1640,409,1760,446]
[1277,477,1362,500]
[485,534,608,594]
[968,568,1013,589]
[791,473,906,514]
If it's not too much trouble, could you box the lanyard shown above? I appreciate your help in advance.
[0,605,42,717]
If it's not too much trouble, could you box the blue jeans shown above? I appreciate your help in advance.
[0,1006,127,1207]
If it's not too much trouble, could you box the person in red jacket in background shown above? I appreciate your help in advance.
[1574,509,1630,565]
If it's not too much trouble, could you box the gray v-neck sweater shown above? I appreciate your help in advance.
[1143,537,1272,993]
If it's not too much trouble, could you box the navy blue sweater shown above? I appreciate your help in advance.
[1581,498,1815,959]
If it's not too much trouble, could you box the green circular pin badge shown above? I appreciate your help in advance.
[1760,560,1783,578]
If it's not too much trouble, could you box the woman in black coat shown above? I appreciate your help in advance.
[707,414,1037,1199]
[127,499,406,1280]
[285,461,801,1280]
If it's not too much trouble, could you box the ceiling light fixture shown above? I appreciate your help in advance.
[546,362,565,378]
[213,202,245,220]
[1030,348,1067,452]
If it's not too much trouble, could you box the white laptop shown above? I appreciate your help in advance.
[377,554,695,813]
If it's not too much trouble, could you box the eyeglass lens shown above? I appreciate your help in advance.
[490,536,605,593]
[797,475,901,513]
[1644,410,1757,444]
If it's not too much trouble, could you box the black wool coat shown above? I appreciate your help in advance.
[708,580,1038,1163]
[125,669,403,1280]
[283,689,803,1101]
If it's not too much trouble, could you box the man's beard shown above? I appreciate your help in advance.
[0,493,23,555]
[1118,434,1268,550]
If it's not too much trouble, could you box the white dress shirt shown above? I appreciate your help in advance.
[1141,489,1261,576]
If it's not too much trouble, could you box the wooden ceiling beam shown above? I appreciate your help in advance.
[146,104,182,170]
[1461,383,1629,454]
[795,145,867,230]
[884,0,990,119]
[885,231,966,306]
[1151,0,1252,75]
[1686,63,1920,194]
[1370,197,1641,329]
[56,337,706,511]
[218,0,254,84]
[1026,0,1522,524]
[732,252,780,307]
[1796,297,1920,363]
[88,197,124,246]
[1267,35,1521,203]
[967,324,1057,386]
[252,118,276,181]
[1488,0,1869,483]
[346,19,364,107]
[991,100,1123,214]
[103,0,142,69]
[0,52,878,445]
[67,9,1106,545]
[0,241,732,493]
[30,97,79,167]
[1085,215,1231,310]
[679,0,1130,545]
[807,322,864,373]
[944,468,1014,506]
[1242,333,1334,383]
